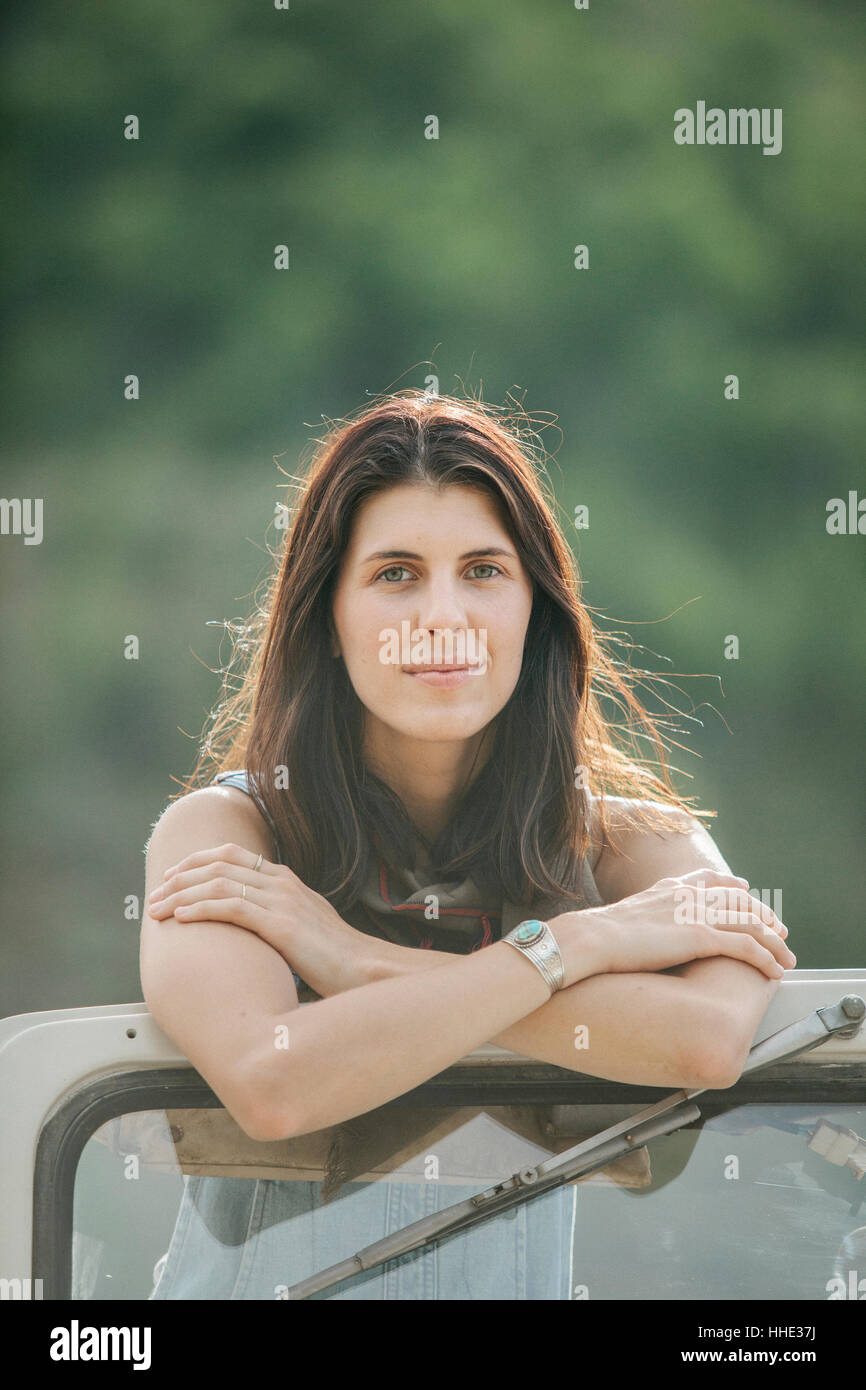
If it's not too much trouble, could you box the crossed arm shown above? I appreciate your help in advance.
[142,791,781,1140]
[366,799,781,1089]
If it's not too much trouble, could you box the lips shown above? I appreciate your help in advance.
[403,665,478,689]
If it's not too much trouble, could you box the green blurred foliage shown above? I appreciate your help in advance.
[1,0,863,1015]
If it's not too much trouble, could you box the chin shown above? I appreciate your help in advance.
[393,711,492,742]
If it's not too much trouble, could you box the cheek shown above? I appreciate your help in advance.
[335,596,377,659]
[343,625,398,691]
[488,606,531,670]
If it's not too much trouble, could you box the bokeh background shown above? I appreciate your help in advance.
[2,0,863,1018]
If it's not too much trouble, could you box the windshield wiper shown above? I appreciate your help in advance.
[281,995,864,1299]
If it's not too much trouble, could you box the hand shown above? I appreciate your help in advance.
[147,842,387,997]
[551,870,796,984]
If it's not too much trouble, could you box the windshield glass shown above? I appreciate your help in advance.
[69,1098,866,1300]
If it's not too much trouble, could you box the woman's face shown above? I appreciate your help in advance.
[330,482,535,754]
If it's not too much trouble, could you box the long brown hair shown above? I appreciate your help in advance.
[179,388,714,915]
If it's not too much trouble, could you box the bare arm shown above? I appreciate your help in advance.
[141,789,778,1146]
[142,788,612,1143]
[366,948,739,1089]
[249,932,604,1139]
[140,788,299,1141]
[359,797,784,1088]
[589,797,785,1069]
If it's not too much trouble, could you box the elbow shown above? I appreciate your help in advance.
[679,1007,749,1091]
[688,1051,745,1092]
[205,1080,289,1146]
[238,1048,306,1143]
[237,1092,301,1143]
[237,1107,285,1144]
[244,1102,306,1144]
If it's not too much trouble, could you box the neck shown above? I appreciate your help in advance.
[362,723,492,844]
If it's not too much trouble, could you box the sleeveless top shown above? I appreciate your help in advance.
[212,767,605,998]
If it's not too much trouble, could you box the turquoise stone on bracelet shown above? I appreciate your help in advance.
[514,920,544,943]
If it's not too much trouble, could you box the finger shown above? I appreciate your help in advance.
[745,893,787,937]
[678,883,788,937]
[673,870,750,889]
[151,860,265,904]
[704,891,787,938]
[744,919,796,968]
[162,842,276,880]
[169,896,261,927]
[698,928,790,980]
[704,918,796,969]
[149,877,263,919]
[733,888,788,937]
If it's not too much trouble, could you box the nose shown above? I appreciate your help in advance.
[412,576,469,635]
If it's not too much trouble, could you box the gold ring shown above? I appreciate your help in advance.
[253,853,263,871]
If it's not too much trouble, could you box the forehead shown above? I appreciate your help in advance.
[343,483,511,557]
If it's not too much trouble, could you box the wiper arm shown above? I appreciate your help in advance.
[281,994,864,1300]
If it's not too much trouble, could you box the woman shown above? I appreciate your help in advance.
[141,389,794,1299]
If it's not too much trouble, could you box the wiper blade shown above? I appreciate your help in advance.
[282,1094,702,1299]
[281,994,864,1300]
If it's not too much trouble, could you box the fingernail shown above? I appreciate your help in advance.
[163,866,177,878]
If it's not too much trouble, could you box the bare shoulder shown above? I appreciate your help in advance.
[145,783,277,870]
[586,793,714,903]
[587,791,696,843]
[586,792,673,865]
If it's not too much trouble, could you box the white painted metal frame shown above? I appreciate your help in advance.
[1,969,864,1289]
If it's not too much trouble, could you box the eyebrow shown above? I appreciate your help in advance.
[362,546,517,564]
